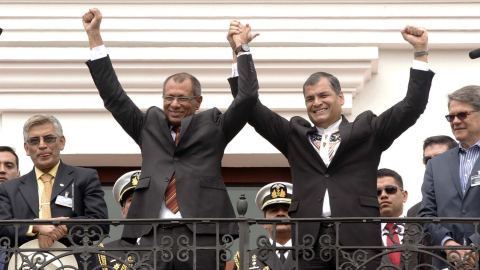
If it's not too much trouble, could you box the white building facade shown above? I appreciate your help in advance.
[1,0,480,213]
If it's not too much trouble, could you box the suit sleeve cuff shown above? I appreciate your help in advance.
[442,235,454,246]
[232,63,238,78]
[412,60,429,71]
[91,45,108,61]
[26,225,37,237]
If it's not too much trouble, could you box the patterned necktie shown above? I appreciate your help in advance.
[165,126,181,214]
[385,223,401,266]
[310,131,341,162]
[278,249,287,264]
[40,174,53,219]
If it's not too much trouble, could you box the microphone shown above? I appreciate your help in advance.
[469,48,480,59]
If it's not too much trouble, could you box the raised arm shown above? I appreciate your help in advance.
[83,8,146,145]
[370,26,435,151]
[226,20,291,155]
[217,22,259,143]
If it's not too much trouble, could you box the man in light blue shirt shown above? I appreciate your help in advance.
[420,85,480,269]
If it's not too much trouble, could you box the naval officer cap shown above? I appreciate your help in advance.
[113,170,141,206]
[255,182,293,211]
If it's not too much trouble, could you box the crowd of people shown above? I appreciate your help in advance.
[0,7,479,270]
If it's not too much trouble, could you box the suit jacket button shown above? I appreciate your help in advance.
[165,177,170,182]
[318,198,323,202]
[463,209,467,214]
[174,157,179,161]
[325,174,330,178]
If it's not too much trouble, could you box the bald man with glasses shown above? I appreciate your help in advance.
[420,85,480,269]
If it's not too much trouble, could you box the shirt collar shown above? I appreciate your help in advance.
[315,117,342,135]
[34,161,61,180]
[268,238,292,248]
[381,214,405,232]
[459,139,480,152]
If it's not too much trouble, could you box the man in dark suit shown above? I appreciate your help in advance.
[377,169,422,270]
[82,9,258,269]
[0,146,20,270]
[0,114,109,269]
[228,21,434,269]
[406,135,456,217]
[419,86,480,269]
[0,146,20,183]
[233,182,296,270]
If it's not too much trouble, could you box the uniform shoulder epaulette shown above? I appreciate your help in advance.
[97,243,109,270]
[234,251,240,269]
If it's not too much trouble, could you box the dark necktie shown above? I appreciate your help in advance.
[165,126,181,214]
[278,249,287,264]
[385,223,401,266]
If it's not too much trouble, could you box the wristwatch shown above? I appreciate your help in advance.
[235,44,250,55]
[414,49,429,57]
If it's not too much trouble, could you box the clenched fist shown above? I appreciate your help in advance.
[401,25,428,51]
[82,8,102,35]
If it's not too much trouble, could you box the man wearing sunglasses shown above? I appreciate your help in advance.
[0,146,20,183]
[377,169,423,270]
[0,114,109,269]
[420,86,480,269]
[407,135,456,218]
[82,9,258,270]
[228,22,434,269]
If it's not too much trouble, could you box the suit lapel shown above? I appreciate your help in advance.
[330,116,351,165]
[298,125,326,173]
[160,112,173,142]
[448,147,463,198]
[18,169,40,218]
[381,253,393,265]
[464,151,480,196]
[263,250,282,270]
[282,252,296,270]
[177,114,194,146]
[50,162,74,202]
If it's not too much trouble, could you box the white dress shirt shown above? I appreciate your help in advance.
[268,238,292,259]
[381,215,405,246]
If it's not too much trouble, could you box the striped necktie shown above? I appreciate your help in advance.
[165,126,181,214]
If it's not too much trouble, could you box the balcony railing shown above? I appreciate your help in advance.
[0,194,478,269]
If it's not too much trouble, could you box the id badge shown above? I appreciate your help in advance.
[471,174,480,187]
[55,195,73,208]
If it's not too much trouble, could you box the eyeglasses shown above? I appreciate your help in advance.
[377,185,402,197]
[445,111,478,122]
[26,136,58,146]
[163,95,199,104]
[423,156,432,165]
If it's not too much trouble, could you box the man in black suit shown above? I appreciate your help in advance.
[0,146,20,183]
[234,182,296,270]
[406,135,456,217]
[82,9,258,270]
[228,21,434,269]
[377,169,422,270]
[0,114,109,269]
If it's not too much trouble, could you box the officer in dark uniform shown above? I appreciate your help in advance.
[234,182,296,270]
[98,171,140,270]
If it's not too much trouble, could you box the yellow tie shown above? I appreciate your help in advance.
[40,174,53,219]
